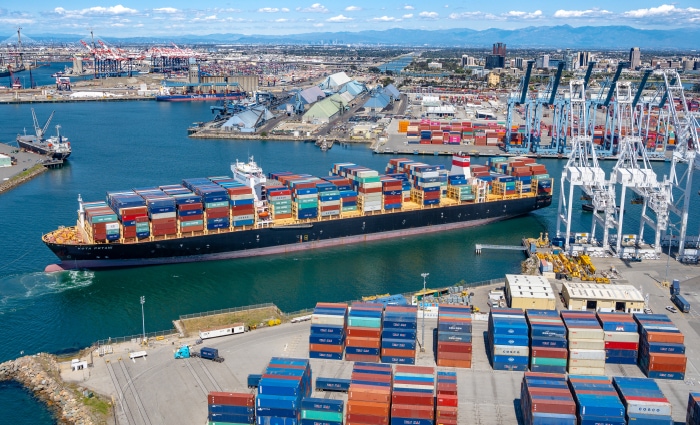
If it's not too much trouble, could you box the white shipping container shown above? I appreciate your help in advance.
[624,400,672,417]
[568,339,605,350]
[311,314,346,326]
[567,329,604,340]
[320,210,340,217]
[230,194,254,200]
[604,331,640,342]
[233,214,255,221]
[363,205,382,212]
[418,171,440,178]
[393,383,434,391]
[106,222,120,230]
[567,366,606,375]
[199,324,245,340]
[151,211,177,220]
[492,345,529,357]
[568,349,606,360]
[568,358,606,368]
[361,182,383,189]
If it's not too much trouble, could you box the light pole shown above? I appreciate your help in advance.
[420,273,429,352]
[140,296,146,344]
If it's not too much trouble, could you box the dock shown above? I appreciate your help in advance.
[475,243,528,254]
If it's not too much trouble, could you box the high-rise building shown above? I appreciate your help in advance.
[630,47,641,70]
[485,54,505,69]
[492,42,506,57]
[514,57,524,69]
[535,54,550,69]
[577,52,591,68]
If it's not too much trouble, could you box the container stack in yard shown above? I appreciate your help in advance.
[345,302,383,362]
[688,392,700,425]
[436,305,472,368]
[300,398,344,425]
[346,362,392,425]
[597,312,639,364]
[380,305,417,364]
[561,311,605,375]
[207,392,255,425]
[391,365,435,425]
[526,309,568,374]
[256,358,312,425]
[488,308,530,371]
[435,371,458,425]
[568,375,625,425]
[613,376,674,424]
[520,372,577,425]
[309,302,348,360]
[634,313,687,380]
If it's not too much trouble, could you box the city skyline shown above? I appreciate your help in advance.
[1,1,700,38]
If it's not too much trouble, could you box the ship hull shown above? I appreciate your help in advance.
[155,93,246,102]
[45,195,550,270]
[17,139,71,160]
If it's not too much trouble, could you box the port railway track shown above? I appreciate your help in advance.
[105,358,153,425]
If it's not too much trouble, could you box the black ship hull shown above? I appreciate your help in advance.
[17,140,71,160]
[45,195,551,270]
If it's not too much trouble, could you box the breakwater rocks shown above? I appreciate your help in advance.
[0,353,100,424]
[0,164,47,194]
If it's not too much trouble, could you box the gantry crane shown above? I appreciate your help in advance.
[530,62,564,154]
[557,79,610,252]
[608,82,670,257]
[587,62,626,158]
[505,60,534,154]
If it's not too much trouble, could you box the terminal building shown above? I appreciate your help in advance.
[505,274,556,310]
[561,282,645,313]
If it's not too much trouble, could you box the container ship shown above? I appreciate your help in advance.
[17,109,72,160]
[42,155,552,271]
[155,89,247,102]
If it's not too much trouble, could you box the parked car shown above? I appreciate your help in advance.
[665,306,678,313]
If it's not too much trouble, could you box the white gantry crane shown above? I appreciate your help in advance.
[608,82,670,257]
[557,79,611,253]
[655,70,700,262]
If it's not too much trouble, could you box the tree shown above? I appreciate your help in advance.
[368,66,381,74]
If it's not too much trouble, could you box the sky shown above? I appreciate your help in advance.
[1,1,700,38]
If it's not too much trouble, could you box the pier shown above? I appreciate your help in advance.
[475,243,528,255]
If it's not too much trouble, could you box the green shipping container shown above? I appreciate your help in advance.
[348,317,381,328]
[530,357,567,367]
[205,201,229,209]
[301,410,343,422]
[91,214,119,223]
[181,219,204,227]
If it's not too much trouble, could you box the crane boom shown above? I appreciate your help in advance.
[583,61,596,89]
[519,60,534,104]
[603,62,626,107]
[547,62,564,106]
[632,69,652,109]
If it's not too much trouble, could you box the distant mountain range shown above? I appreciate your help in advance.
[17,25,700,50]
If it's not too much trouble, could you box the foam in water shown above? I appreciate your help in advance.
[0,271,94,311]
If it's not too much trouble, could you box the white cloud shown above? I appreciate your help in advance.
[0,17,34,24]
[313,22,324,27]
[402,13,413,18]
[371,16,399,22]
[505,10,542,19]
[259,8,280,13]
[327,14,352,22]
[404,5,414,10]
[110,23,125,27]
[153,7,178,14]
[64,4,138,16]
[281,8,290,12]
[345,6,362,11]
[275,18,288,22]
[298,3,329,13]
[419,11,438,19]
[623,4,677,18]
[554,8,612,18]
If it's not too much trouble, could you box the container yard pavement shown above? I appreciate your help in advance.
[61,256,700,425]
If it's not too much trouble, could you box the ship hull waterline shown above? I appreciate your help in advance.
[45,195,550,271]
[17,140,71,160]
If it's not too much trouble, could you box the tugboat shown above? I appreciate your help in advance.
[16,109,71,160]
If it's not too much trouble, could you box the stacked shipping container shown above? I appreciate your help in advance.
[346,362,392,425]
[526,309,568,374]
[380,305,417,364]
[266,185,293,220]
[317,181,342,218]
[107,191,149,239]
[634,313,687,380]
[391,365,435,425]
[597,312,639,364]
[435,371,458,425]
[83,201,120,242]
[435,305,472,368]
[568,375,625,425]
[208,392,255,425]
[182,178,230,231]
[561,311,605,375]
[520,372,576,425]
[256,357,312,425]
[309,302,348,360]
[613,376,674,424]
[488,308,530,371]
[300,398,344,425]
[345,302,383,363]
[688,392,700,425]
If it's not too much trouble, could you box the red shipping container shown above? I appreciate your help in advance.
[395,365,435,374]
[345,353,380,362]
[206,209,230,219]
[181,225,204,232]
[178,203,203,211]
[526,397,576,415]
[231,204,255,213]
[151,217,177,225]
[531,347,568,359]
[436,406,458,418]
[351,372,391,383]
[345,414,388,425]
[438,341,473,353]
[604,341,639,350]
[391,405,434,419]
[347,326,382,338]
[351,363,389,373]
[392,392,434,406]
[152,223,177,231]
[380,348,415,357]
[181,214,204,221]
[437,351,472,361]
[437,394,458,407]
[437,382,457,395]
[208,392,255,406]
[135,216,149,223]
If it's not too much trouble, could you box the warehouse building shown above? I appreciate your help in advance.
[561,282,645,313]
[505,274,556,310]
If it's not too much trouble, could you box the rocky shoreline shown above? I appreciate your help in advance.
[0,163,47,194]
[0,354,104,424]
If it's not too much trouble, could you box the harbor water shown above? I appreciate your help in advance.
[0,99,699,423]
